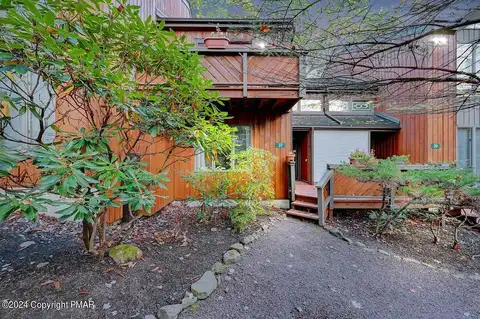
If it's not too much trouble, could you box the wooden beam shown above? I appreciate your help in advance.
[242,53,248,98]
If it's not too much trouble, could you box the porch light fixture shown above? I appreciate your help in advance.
[255,41,266,49]
[431,36,448,45]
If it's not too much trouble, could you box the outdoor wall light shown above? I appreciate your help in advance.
[431,36,448,45]
[256,41,266,49]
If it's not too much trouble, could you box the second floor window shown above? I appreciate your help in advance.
[457,43,479,77]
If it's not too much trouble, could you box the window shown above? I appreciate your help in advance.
[457,44,474,76]
[299,99,323,111]
[296,97,374,113]
[194,125,252,170]
[457,128,472,168]
[352,101,373,111]
[456,43,480,92]
[328,100,349,112]
[465,23,480,29]
[1,72,56,150]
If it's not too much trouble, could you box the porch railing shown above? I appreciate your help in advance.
[316,169,334,226]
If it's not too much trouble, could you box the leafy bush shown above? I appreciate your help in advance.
[187,148,276,231]
[338,154,480,248]
[0,0,233,258]
[406,167,480,246]
[338,155,417,235]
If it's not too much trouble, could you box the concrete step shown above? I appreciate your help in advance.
[285,209,319,220]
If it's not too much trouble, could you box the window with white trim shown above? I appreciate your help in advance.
[194,125,252,170]
[457,128,472,168]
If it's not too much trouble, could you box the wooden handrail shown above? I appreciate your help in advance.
[316,169,334,188]
[327,163,451,171]
[316,169,334,226]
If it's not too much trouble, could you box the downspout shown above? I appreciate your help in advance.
[322,94,342,125]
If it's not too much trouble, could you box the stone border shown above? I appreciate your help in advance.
[322,225,480,282]
[151,216,283,319]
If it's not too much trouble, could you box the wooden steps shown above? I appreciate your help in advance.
[292,200,318,210]
[285,209,319,220]
[294,195,317,204]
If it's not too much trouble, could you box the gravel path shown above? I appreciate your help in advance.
[181,218,480,319]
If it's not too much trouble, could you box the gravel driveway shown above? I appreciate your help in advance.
[181,218,480,319]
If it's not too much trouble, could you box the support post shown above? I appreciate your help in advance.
[316,169,334,227]
[242,53,248,98]
[287,160,296,206]
[328,172,334,218]
[317,185,324,226]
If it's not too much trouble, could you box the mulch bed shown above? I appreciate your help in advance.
[0,202,275,319]
[328,210,480,273]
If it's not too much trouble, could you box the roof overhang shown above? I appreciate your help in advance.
[161,18,294,32]
[292,112,401,130]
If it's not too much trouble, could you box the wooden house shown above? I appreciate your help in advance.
[2,1,301,223]
[93,15,302,222]
[287,28,471,221]
[102,15,300,222]
[5,0,476,225]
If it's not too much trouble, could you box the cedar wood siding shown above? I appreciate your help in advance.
[376,34,457,164]
[80,23,296,222]
[226,110,293,200]
[128,0,191,19]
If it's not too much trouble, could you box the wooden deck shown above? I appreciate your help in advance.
[294,180,408,210]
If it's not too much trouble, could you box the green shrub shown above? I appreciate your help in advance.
[187,148,276,231]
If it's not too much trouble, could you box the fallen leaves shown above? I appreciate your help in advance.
[40,280,54,286]
[103,267,114,274]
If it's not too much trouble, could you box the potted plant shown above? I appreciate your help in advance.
[204,24,230,49]
[286,150,296,162]
[349,149,369,166]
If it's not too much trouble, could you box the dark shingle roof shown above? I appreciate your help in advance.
[292,112,401,129]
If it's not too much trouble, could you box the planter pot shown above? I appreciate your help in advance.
[349,157,363,166]
[204,37,230,49]
[286,154,295,162]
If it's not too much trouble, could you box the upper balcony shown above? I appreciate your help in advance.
[162,18,301,110]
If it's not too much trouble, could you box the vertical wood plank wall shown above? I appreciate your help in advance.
[371,131,399,159]
[127,0,191,20]
[376,34,457,164]
[227,111,293,199]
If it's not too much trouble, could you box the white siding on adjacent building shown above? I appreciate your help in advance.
[313,130,369,182]
[1,73,56,149]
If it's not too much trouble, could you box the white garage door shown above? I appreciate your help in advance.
[313,130,370,182]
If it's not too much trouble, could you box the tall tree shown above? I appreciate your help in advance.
[0,0,234,256]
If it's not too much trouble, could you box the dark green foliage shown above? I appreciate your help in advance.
[0,0,234,255]
[338,155,480,247]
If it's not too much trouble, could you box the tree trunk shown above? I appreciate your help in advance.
[97,214,107,260]
[82,221,94,251]
[375,187,388,234]
[378,202,411,236]
[452,215,467,249]
[122,203,133,223]
[429,219,440,244]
